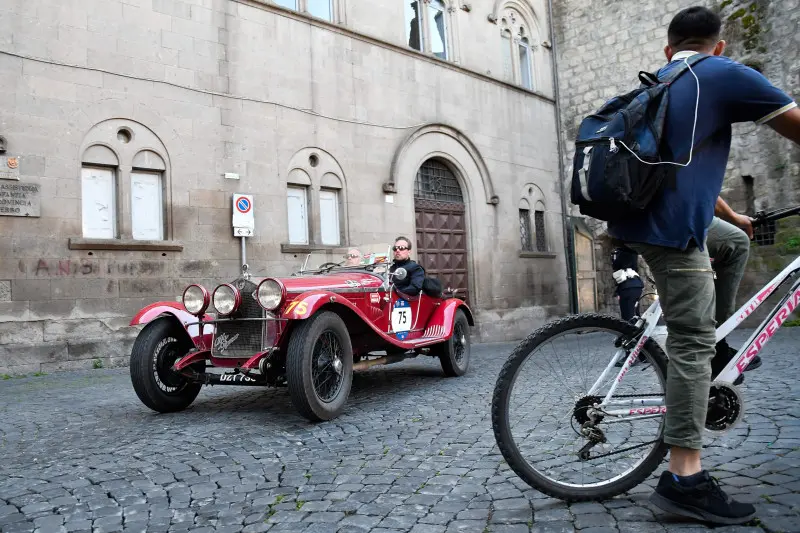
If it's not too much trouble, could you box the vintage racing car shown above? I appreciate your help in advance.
[128,247,474,421]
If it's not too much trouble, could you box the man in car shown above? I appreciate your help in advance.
[343,248,362,266]
[607,6,799,525]
[389,236,425,297]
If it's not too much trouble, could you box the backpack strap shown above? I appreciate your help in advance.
[637,53,710,87]
[660,53,710,84]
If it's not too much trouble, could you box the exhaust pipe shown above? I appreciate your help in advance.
[353,354,410,371]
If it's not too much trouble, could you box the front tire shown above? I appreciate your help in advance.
[437,309,471,377]
[286,311,354,422]
[130,317,202,413]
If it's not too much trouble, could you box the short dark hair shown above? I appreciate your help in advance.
[667,6,722,50]
[394,236,412,249]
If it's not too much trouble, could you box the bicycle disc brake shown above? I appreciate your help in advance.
[705,381,744,433]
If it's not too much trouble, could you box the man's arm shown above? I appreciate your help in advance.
[715,197,753,239]
[408,265,425,295]
[766,107,800,145]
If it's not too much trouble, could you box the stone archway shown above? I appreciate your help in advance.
[413,159,470,303]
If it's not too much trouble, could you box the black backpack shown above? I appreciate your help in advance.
[569,54,709,222]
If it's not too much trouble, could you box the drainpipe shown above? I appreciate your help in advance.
[546,0,578,314]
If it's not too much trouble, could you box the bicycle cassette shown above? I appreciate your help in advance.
[704,381,743,433]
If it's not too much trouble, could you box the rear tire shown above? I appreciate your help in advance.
[491,313,669,502]
[129,317,202,413]
[286,311,354,422]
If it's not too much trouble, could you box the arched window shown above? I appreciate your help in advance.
[519,184,549,254]
[78,119,172,245]
[414,159,463,203]
[534,200,547,252]
[284,148,347,249]
[501,29,513,82]
[404,0,452,61]
[518,29,533,90]
[519,198,532,252]
[498,6,539,90]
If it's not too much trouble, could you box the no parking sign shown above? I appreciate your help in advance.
[232,193,254,236]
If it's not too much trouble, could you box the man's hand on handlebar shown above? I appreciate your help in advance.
[732,213,754,239]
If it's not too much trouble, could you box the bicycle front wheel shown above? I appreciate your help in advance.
[492,314,669,502]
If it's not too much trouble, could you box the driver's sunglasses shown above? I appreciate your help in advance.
[345,253,360,259]
[393,246,409,251]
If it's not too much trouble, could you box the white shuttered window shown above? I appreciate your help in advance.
[319,189,340,245]
[131,171,164,241]
[81,167,116,239]
[287,186,309,245]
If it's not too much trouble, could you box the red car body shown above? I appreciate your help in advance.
[128,263,474,421]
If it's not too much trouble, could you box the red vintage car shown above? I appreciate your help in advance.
[128,250,474,421]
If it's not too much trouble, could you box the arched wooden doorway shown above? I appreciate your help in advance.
[413,159,470,302]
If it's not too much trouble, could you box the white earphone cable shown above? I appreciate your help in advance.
[615,57,700,167]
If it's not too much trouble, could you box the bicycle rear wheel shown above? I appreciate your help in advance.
[492,314,669,502]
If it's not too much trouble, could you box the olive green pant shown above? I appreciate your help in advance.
[626,217,750,449]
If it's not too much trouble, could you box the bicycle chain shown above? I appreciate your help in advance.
[582,438,662,460]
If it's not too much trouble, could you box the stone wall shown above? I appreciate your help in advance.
[0,0,569,375]
[552,0,800,321]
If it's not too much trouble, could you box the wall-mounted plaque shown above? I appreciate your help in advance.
[0,182,41,217]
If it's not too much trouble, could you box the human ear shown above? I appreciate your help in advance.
[664,44,673,61]
[713,40,727,56]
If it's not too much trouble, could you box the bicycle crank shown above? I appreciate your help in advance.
[705,381,744,433]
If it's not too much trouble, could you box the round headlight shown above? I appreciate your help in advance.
[257,279,284,311]
[182,284,209,315]
[213,284,240,316]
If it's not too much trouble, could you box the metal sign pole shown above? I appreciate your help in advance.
[240,236,248,276]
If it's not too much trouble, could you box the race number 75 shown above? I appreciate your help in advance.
[285,300,308,316]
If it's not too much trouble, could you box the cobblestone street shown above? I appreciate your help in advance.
[2,328,800,533]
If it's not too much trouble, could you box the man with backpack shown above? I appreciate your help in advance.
[572,6,799,525]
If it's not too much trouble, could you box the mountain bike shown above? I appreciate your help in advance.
[491,205,800,502]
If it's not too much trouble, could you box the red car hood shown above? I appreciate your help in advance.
[275,271,384,294]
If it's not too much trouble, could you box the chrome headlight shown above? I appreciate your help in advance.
[213,284,240,316]
[182,284,209,315]
[257,279,284,311]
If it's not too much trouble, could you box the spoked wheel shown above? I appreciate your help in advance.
[129,317,203,413]
[311,331,345,402]
[491,314,668,502]
[286,311,354,421]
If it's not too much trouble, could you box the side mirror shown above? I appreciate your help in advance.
[393,267,407,281]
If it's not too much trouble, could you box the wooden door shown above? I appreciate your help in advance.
[413,160,470,303]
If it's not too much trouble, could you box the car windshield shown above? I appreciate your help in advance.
[294,244,393,274]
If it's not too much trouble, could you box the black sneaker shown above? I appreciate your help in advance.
[650,470,756,525]
[712,340,761,384]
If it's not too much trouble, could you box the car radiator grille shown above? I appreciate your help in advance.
[212,278,268,359]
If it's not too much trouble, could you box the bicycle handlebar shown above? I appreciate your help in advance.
[752,205,800,226]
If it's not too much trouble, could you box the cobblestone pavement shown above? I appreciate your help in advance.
[2,328,800,533]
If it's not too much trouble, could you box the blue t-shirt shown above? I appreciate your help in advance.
[607,51,797,250]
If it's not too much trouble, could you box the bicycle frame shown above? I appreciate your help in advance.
[586,254,800,422]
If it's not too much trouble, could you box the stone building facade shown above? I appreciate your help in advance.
[552,0,800,320]
[0,0,572,374]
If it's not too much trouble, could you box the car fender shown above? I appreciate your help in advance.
[130,301,215,350]
[427,299,475,337]
[281,290,366,321]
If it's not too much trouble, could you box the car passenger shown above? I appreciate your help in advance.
[343,248,362,266]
